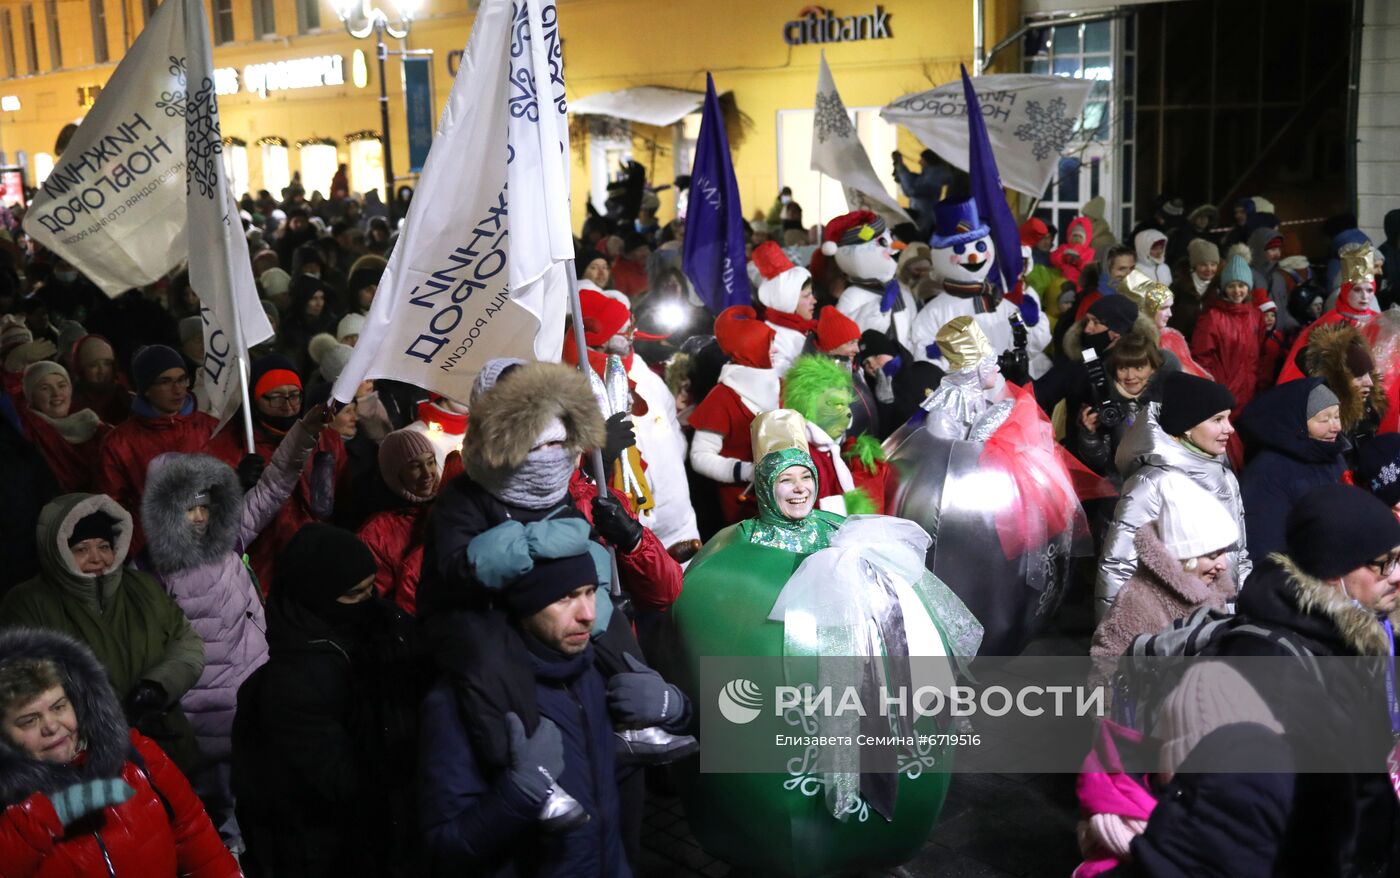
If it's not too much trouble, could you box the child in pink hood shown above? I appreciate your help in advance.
[1052,217,1097,286]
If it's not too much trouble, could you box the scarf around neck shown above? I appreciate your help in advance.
[765,309,817,334]
[485,445,577,509]
[719,363,780,414]
[32,407,101,444]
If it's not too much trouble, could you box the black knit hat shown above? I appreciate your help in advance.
[1286,483,1400,579]
[130,344,186,395]
[1087,295,1139,335]
[276,523,377,612]
[857,330,900,365]
[68,511,118,548]
[1159,372,1237,437]
[1357,433,1400,508]
[504,552,599,618]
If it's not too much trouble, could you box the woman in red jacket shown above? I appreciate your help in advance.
[1192,254,1264,410]
[0,627,238,878]
[357,428,441,615]
[18,362,110,493]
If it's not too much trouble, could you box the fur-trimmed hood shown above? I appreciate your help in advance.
[0,628,131,808]
[1303,322,1387,431]
[1241,553,1396,657]
[35,494,133,605]
[1133,524,1235,606]
[141,452,243,574]
[1063,310,1161,361]
[462,362,605,479]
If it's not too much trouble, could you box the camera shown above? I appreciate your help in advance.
[996,312,1030,386]
[1081,348,1126,430]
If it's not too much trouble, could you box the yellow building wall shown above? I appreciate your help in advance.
[0,0,1020,230]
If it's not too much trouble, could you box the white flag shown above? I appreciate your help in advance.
[22,0,271,432]
[810,53,911,227]
[333,0,572,405]
[180,0,273,429]
[24,0,189,293]
[880,74,1095,197]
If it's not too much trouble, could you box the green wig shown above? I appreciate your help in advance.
[781,354,854,420]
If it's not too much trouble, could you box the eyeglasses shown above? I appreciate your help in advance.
[1366,553,1400,576]
[261,391,302,408]
[151,374,191,389]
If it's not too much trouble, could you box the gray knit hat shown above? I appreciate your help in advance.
[1306,383,1340,420]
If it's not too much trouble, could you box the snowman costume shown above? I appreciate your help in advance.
[824,211,919,353]
[753,241,815,377]
[911,199,1049,377]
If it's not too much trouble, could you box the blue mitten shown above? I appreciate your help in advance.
[924,342,942,361]
[1018,295,1042,328]
[50,779,136,828]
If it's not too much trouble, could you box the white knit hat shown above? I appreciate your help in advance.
[319,344,355,386]
[1152,662,1282,780]
[1155,472,1240,559]
[337,313,366,342]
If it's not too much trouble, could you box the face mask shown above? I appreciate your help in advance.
[1084,330,1112,356]
[55,270,78,284]
[780,195,792,205]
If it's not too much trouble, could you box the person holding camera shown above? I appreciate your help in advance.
[1068,332,1168,483]
[1033,294,1149,420]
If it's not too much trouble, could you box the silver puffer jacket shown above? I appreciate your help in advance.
[1096,403,1250,619]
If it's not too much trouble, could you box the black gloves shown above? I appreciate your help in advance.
[309,450,336,520]
[123,680,167,724]
[606,654,687,728]
[236,453,265,493]
[505,712,565,805]
[601,412,636,470]
[592,492,644,553]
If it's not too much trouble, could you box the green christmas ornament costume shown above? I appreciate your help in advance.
[670,410,981,876]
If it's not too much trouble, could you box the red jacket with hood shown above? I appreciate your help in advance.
[1191,296,1264,409]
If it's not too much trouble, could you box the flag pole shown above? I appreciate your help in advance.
[565,259,623,597]
[226,297,257,456]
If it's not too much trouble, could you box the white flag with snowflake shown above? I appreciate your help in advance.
[880,74,1095,197]
[182,0,273,429]
[810,53,911,227]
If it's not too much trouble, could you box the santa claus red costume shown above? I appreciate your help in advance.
[1278,245,1380,384]
[753,241,816,375]
[688,306,780,524]
[564,288,702,556]
[817,210,919,352]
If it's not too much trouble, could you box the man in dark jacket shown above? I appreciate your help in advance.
[1115,484,1400,877]
[418,551,690,877]
[232,524,423,878]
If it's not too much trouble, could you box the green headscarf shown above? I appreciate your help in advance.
[745,446,843,553]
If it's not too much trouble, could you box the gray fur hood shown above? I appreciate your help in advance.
[142,452,243,574]
[0,628,131,808]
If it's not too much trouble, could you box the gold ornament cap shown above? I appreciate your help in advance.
[750,408,810,463]
[1340,243,1376,286]
[1118,268,1174,316]
[936,316,996,372]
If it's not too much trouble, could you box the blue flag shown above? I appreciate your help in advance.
[683,74,750,313]
[960,65,1023,299]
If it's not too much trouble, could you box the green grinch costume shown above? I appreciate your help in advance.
[671,409,980,876]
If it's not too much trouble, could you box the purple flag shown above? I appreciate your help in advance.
[960,65,1023,300]
[683,74,750,313]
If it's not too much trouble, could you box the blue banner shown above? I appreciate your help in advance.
[959,65,1022,298]
[683,73,750,313]
[404,56,433,174]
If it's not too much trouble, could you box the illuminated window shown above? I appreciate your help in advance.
[222,139,249,200]
[32,151,52,184]
[299,142,337,198]
[260,140,290,197]
[775,107,901,229]
[348,136,383,200]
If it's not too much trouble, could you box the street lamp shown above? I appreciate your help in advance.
[332,0,418,203]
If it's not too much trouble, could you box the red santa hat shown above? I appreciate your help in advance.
[714,305,775,369]
[578,288,665,346]
[753,241,811,316]
[815,307,861,353]
[819,210,885,257]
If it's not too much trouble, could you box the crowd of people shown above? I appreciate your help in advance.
[1,160,1400,878]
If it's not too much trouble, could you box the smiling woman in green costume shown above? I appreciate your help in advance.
[671,408,981,877]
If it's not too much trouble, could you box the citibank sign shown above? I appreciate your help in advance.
[783,5,893,45]
[214,55,348,99]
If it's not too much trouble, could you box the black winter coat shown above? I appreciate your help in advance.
[418,643,632,878]
[1115,556,1399,877]
[1238,378,1349,558]
[232,595,425,878]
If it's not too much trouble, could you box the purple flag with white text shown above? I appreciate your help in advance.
[683,74,750,313]
[961,64,1022,298]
